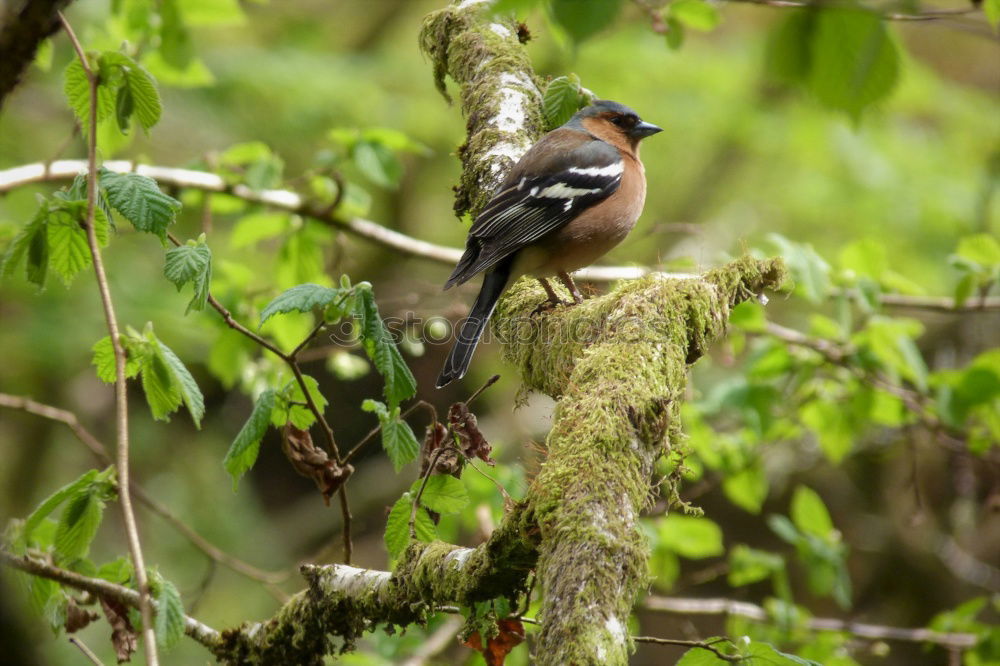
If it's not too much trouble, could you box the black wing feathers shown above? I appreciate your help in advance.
[444,133,623,288]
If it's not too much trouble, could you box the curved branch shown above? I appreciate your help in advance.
[3,160,996,312]
[0,550,221,650]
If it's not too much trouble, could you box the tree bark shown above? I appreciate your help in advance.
[0,0,74,108]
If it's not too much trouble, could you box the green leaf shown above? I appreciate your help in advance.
[22,470,100,546]
[230,212,289,248]
[722,462,768,514]
[155,336,205,427]
[354,286,417,407]
[384,493,437,559]
[91,336,142,383]
[676,639,737,664]
[152,575,185,649]
[411,475,469,515]
[64,60,114,127]
[97,557,134,584]
[54,490,104,562]
[224,389,276,489]
[799,400,853,462]
[363,399,420,472]
[177,0,246,26]
[115,84,134,133]
[274,375,329,430]
[140,339,182,422]
[542,74,585,130]
[1,205,48,284]
[665,16,685,50]
[728,544,784,586]
[746,641,822,666]
[767,233,830,303]
[99,168,181,241]
[354,140,402,188]
[670,0,720,32]
[124,63,162,131]
[26,209,50,287]
[985,0,1000,29]
[160,0,194,68]
[955,233,1000,268]
[657,515,724,559]
[790,485,835,538]
[46,204,101,286]
[954,273,976,308]
[767,8,899,119]
[259,283,345,326]
[550,0,622,43]
[164,238,212,312]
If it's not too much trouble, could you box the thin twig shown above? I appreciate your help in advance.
[56,13,158,665]
[69,637,107,666]
[344,399,426,464]
[0,393,290,588]
[632,636,741,661]
[338,485,353,564]
[0,550,220,650]
[410,446,451,538]
[725,0,982,21]
[465,373,501,406]
[642,595,979,649]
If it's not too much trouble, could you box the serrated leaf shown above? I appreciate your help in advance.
[274,375,328,430]
[64,60,114,128]
[676,638,737,664]
[224,389,276,489]
[164,240,212,313]
[363,399,420,471]
[115,84,134,134]
[99,169,181,241]
[746,642,822,666]
[150,334,205,427]
[354,287,417,407]
[153,576,184,649]
[384,493,437,558]
[542,75,584,130]
[411,475,469,515]
[1,205,48,283]
[124,64,161,130]
[22,470,100,546]
[550,0,622,43]
[54,490,104,562]
[46,208,92,286]
[91,336,142,383]
[259,283,345,326]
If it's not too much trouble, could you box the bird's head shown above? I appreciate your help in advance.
[568,99,662,151]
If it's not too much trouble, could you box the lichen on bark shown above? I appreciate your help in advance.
[419,0,545,217]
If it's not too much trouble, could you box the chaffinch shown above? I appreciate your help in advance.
[436,99,662,388]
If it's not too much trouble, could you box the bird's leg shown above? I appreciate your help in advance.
[557,271,584,304]
[538,277,565,305]
[532,278,565,316]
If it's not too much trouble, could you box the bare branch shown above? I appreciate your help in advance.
[0,392,292,587]
[56,13,158,664]
[0,550,221,651]
[643,596,978,649]
[3,160,996,312]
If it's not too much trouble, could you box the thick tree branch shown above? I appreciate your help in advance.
[0,0,74,108]
[0,550,221,651]
[642,596,978,649]
[213,504,539,665]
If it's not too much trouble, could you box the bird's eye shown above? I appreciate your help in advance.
[611,116,626,127]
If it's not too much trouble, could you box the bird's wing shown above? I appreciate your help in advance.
[445,134,623,287]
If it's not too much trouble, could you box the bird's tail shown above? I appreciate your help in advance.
[436,262,511,388]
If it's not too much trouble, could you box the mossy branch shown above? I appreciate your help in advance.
[493,257,786,665]
[212,503,538,665]
[420,0,545,217]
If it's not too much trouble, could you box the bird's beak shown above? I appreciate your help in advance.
[630,121,663,139]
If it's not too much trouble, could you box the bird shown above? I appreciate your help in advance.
[436,99,662,388]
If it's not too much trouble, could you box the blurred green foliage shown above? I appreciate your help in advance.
[0,0,997,664]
